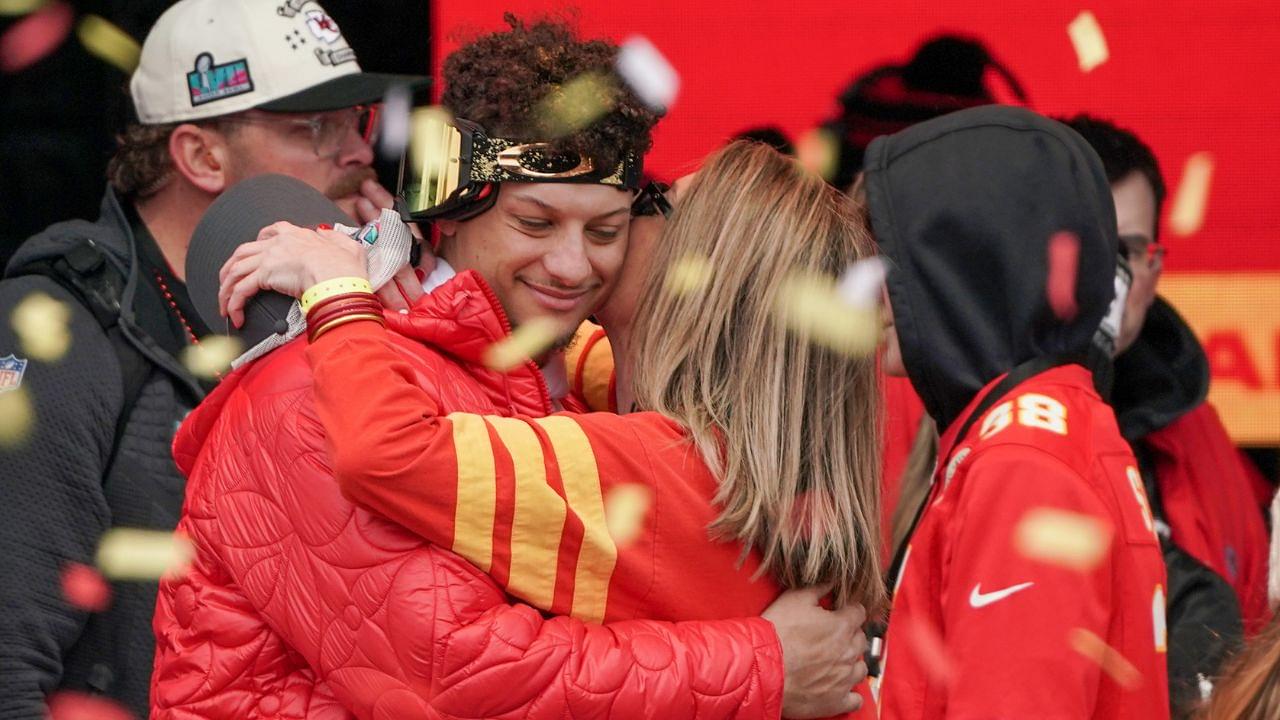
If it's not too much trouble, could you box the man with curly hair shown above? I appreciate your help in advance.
[152,16,866,719]
[0,1,422,716]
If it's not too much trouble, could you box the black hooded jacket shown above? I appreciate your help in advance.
[863,105,1119,431]
[1112,297,1208,441]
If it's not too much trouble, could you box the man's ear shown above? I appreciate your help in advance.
[169,123,234,195]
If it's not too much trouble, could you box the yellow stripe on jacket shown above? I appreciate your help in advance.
[449,413,496,572]
[534,416,616,623]
[487,417,566,610]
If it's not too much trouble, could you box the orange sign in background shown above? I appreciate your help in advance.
[1161,274,1280,445]
[434,1,1280,444]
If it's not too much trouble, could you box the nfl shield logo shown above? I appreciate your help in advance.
[0,355,28,394]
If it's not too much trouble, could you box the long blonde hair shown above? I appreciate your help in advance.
[630,141,885,609]
[1202,612,1280,720]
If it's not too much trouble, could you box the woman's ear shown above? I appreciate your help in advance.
[169,123,234,195]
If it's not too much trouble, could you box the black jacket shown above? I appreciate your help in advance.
[0,189,205,718]
[862,105,1118,430]
[1112,297,1208,441]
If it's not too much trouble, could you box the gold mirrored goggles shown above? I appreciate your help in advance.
[397,111,642,221]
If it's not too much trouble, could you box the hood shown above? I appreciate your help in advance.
[1112,296,1209,439]
[5,189,133,278]
[864,105,1118,430]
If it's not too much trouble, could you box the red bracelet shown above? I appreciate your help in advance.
[308,311,384,343]
[306,297,383,328]
[306,291,380,320]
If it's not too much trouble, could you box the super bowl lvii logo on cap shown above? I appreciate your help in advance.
[187,52,254,107]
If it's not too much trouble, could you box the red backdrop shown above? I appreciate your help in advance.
[432,1,1280,442]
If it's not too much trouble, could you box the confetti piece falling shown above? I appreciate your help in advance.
[1168,152,1214,237]
[902,617,953,686]
[76,14,139,73]
[180,335,244,379]
[406,105,455,205]
[616,35,679,112]
[796,127,840,182]
[835,257,886,309]
[0,0,48,16]
[1069,628,1141,688]
[0,0,72,74]
[483,316,563,372]
[11,290,72,361]
[775,271,880,356]
[96,528,194,581]
[664,254,713,297]
[61,562,111,612]
[378,83,412,161]
[0,386,35,448]
[1014,506,1113,572]
[1046,231,1081,321]
[536,71,617,139]
[47,691,134,720]
[1067,11,1109,73]
[604,483,652,546]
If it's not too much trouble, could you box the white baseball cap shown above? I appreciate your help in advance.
[130,0,426,124]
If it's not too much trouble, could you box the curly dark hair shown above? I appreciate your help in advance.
[441,15,659,174]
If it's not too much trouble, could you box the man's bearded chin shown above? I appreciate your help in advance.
[327,167,379,207]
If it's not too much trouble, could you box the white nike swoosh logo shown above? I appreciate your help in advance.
[969,581,1035,608]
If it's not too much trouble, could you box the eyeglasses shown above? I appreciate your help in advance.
[1119,233,1166,268]
[215,104,381,159]
[631,181,673,218]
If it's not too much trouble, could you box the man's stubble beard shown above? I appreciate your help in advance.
[327,166,378,201]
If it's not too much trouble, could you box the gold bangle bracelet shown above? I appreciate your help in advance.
[309,312,384,342]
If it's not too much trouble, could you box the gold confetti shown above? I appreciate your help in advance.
[11,291,71,361]
[536,72,617,139]
[1067,11,1109,73]
[774,271,880,356]
[0,386,35,448]
[96,528,194,581]
[664,254,712,297]
[483,317,563,372]
[796,127,840,182]
[1014,506,1113,571]
[604,483,652,546]
[180,335,244,379]
[0,0,48,16]
[76,14,140,73]
[1168,152,1214,237]
[1069,628,1141,688]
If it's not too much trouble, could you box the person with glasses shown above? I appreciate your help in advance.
[152,18,870,720]
[1066,115,1270,716]
[0,1,423,716]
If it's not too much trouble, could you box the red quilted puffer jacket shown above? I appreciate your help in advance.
[151,271,785,719]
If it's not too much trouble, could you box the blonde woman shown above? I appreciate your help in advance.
[225,141,884,715]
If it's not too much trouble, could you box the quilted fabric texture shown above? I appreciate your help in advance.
[151,272,785,719]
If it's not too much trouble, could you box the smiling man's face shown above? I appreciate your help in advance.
[437,182,631,333]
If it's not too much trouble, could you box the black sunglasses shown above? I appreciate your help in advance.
[631,181,673,218]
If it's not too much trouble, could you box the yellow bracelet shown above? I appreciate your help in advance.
[300,277,374,313]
